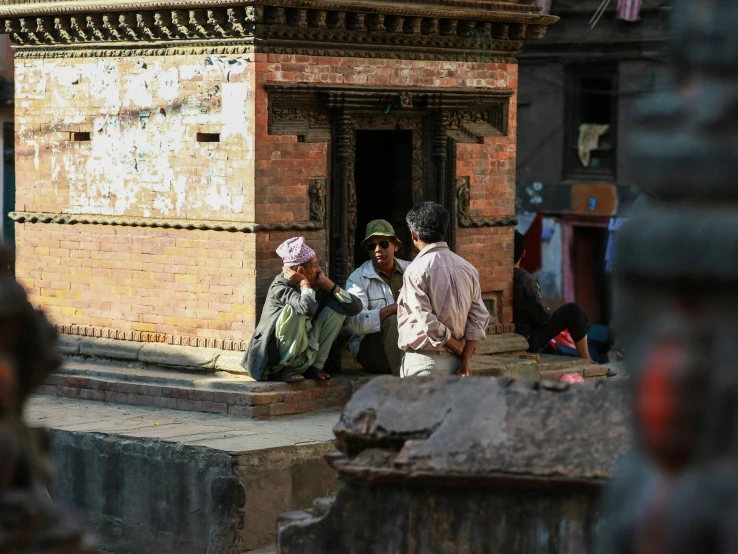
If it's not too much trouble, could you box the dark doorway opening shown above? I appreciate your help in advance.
[571,226,610,325]
[354,130,414,269]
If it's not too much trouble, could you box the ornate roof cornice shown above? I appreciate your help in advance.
[0,1,557,23]
[1,0,557,61]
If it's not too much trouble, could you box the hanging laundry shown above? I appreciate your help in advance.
[577,124,609,167]
[617,0,643,22]
[534,0,552,15]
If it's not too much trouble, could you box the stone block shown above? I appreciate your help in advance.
[311,388,338,400]
[176,399,204,412]
[583,365,608,378]
[79,337,143,361]
[334,376,630,479]
[283,390,313,403]
[212,391,235,404]
[475,333,529,356]
[214,351,249,374]
[79,389,105,402]
[202,401,228,414]
[91,380,116,392]
[65,376,91,388]
[58,386,80,399]
[139,344,219,370]
[247,392,284,406]
[36,384,57,396]
[269,403,298,416]
[153,396,177,409]
[139,384,163,397]
[46,374,67,386]
[227,405,268,417]
[161,387,189,399]
[113,382,140,395]
[471,356,538,380]
[112,392,131,404]
[187,389,215,402]
[539,368,583,382]
[296,400,329,413]
[129,395,154,407]
[57,335,81,355]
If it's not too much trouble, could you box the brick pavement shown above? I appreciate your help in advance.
[25,395,339,453]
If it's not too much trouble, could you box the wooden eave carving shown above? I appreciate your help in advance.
[265,83,512,143]
[0,0,557,60]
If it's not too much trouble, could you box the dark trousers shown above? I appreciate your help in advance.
[527,303,590,354]
[356,315,403,377]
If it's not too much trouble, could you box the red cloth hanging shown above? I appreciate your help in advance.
[617,0,643,22]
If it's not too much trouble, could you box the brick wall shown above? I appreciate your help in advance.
[14,51,518,345]
[253,54,517,324]
[15,54,255,219]
[15,223,256,340]
[14,54,258,342]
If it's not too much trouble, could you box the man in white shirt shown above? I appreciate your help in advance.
[346,220,410,376]
[397,202,490,377]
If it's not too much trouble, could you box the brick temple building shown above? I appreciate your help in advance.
[1,0,555,354]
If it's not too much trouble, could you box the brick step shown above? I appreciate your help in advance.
[36,361,371,418]
[472,353,608,380]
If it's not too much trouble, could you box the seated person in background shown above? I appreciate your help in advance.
[242,237,362,382]
[512,230,595,363]
[346,220,410,376]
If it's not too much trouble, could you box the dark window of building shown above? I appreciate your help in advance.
[565,65,618,181]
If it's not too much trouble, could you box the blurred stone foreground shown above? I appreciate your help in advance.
[0,247,96,553]
[278,375,631,553]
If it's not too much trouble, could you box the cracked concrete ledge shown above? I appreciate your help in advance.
[58,335,246,374]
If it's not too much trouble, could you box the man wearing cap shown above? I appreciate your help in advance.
[346,220,410,376]
[241,237,362,382]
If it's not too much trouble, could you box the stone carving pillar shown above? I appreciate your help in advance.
[445,136,458,250]
[331,112,353,286]
[432,111,448,206]
[597,1,738,552]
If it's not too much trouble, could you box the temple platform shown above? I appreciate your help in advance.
[38,334,609,418]
[26,395,340,553]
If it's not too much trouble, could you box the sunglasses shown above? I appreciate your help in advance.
[367,240,391,251]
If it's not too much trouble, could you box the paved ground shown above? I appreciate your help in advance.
[25,396,340,453]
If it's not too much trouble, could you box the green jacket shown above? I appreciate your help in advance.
[241,275,362,381]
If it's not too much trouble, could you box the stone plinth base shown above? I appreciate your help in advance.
[278,376,630,553]
[26,396,340,553]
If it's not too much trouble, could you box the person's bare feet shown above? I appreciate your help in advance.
[305,366,331,380]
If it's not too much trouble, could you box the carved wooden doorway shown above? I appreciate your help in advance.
[354,129,415,267]
[264,84,513,286]
[331,113,426,281]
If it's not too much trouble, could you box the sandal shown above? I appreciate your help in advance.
[304,366,331,381]
[279,373,305,383]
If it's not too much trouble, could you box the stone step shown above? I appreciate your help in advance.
[471,353,607,380]
[37,360,371,418]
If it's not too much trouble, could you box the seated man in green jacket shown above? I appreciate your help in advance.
[242,237,362,382]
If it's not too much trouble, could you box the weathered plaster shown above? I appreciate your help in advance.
[16,54,255,220]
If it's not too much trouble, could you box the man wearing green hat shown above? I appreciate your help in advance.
[345,220,410,376]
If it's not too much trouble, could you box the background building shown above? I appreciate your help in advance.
[0,35,13,243]
[516,0,670,324]
[2,0,555,353]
